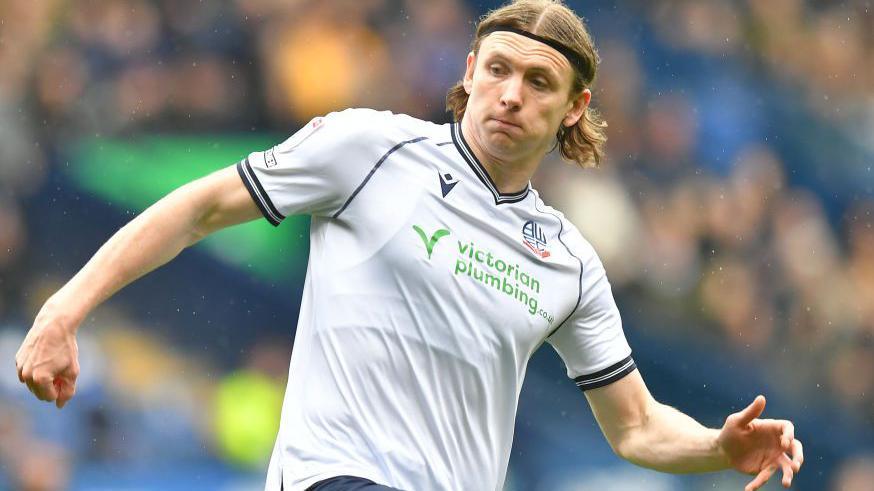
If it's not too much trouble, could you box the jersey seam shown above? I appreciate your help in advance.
[531,198,583,339]
[331,136,430,219]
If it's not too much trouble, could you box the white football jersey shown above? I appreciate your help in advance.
[236,108,635,491]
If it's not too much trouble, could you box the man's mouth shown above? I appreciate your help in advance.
[491,117,521,130]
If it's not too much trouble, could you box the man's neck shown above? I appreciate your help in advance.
[461,116,541,195]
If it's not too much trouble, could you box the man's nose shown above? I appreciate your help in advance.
[500,76,523,111]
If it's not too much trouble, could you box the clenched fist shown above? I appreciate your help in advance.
[15,303,81,409]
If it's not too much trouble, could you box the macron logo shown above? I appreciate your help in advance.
[439,172,459,198]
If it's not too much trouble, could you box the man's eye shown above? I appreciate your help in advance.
[489,65,506,75]
[531,78,548,89]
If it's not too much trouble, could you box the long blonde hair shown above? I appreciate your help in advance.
[445,0,607,168]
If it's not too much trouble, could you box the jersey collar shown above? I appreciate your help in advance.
[451,122,530,205]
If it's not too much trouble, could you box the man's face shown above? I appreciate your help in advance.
[462,31,591,162]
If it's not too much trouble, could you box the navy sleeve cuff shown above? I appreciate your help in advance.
[574,355,637,392]
[236,158,285,227]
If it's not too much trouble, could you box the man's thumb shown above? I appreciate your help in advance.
[735,395,766,426]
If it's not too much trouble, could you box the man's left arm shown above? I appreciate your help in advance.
[585,370,804,490]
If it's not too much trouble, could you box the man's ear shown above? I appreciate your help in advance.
[463,52,476,94]
[563,88,591,127]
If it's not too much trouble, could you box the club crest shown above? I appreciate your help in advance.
[522,220,550,258]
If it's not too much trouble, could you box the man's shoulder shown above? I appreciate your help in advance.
[324,107,447,141]
[530,189,599,262]
[275,107,447,174]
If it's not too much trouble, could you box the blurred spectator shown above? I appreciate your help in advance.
[638,94,698,183]
[257,1,392,122]
[0,0,59,100]
[10,441,71,491]
[648,1,743,56]
[830,454,874,491]
[845,201,874,332]
[212,337,290,469]
[700,255,775,353]
[0,403,71,491]
[536,162,643,287]
[393,0,472,120]
[0,199,27,319]
[591,39,644,164]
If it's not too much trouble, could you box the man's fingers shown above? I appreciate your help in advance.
[791,439,804,472]
[15,350,28,384]
[736,395,767,427]
[22,366,34,390]
[55,379,76,409]
[778,453,794,487]
[15,354,23,382]
[745,464,777,491]
[780,421,795,450]
[31,373,59,402]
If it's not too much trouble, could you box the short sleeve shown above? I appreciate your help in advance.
[547,239,635,392]
[236,108,394,224]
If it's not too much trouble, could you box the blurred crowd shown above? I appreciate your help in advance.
[0,0,872,490]
[546,0,874,419]
[648,1,874,147]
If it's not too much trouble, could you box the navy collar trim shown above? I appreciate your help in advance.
[451,122,530,205]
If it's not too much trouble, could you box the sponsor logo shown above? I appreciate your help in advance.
[454,240,553,323]
[438,172,459,198]
[522,220,550,258]
[412,225,450,260]
[412,225,554,324]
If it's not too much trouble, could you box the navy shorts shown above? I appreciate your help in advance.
[305,475,403,491]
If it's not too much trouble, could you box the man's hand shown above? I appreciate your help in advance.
[14,303,81,409]
[12,166,259,410]
[718,395,804,491]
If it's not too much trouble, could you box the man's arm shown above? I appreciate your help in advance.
[585,370,804,491]
[15,165,261,408]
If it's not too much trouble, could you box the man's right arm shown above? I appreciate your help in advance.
[15,165,261,407]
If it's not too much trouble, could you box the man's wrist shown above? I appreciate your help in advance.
[712,429,731,470]
[41,292,88,333]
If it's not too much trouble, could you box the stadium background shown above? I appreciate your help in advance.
[0,0,872,489]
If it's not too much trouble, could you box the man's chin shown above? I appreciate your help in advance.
[486,133,518,152]
[484,136,534,163]
[485,126,521,143]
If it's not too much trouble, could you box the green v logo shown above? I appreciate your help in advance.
[413,225,450,260]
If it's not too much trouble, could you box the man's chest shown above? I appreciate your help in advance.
[320,155,580,350]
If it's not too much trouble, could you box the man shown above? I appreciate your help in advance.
[15,1,803,490]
